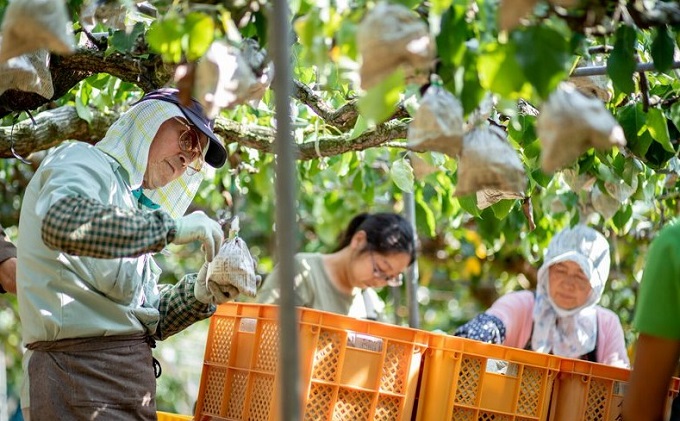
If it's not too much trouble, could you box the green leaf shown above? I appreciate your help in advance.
[611,204,632,233]
[437,5,467,66]
[348,115,369,140]
[651,25,675,73]
[491,199,515,219]
[107,22,146,57]
[617,103,648,155]
[75,94,93,124]
[147,18,184,63]
[607,26,637,94]
[457,194,480,217]
[459,52,485,115]
[478,42,530,98]
[511,26,569,99]
[415,193,437,237]
[358,69,404,124]
[431,0,454,15]
[647,108,674,152]
[184,12,215,61]
[669,102,680,132]
[391,158,414,193]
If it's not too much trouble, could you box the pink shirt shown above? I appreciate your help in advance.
[486,290,630,367]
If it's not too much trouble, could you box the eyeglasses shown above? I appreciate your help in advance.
[370,251,403,287]
[173,117,204,175]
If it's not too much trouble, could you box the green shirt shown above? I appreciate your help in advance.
[634,222,680,339]
[256,252,385,320]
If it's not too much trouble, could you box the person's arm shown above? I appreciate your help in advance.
[485,290,534,347]
[0,256,16,294]
[41,195,175,258]
[624,224,680,420]
[0,226,17,294]
[153,273,216,340]
[623,334,680,421]
[596,308,630,367]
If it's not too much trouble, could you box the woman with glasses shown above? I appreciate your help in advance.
[454,224,629,367]
[256,212,416,321]
[16,88,250,420]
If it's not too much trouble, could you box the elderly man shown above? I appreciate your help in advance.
[17,88,238,420]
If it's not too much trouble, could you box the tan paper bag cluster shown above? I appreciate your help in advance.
[537,83,626,173]
[357,2,434,90]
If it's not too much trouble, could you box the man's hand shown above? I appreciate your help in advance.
[0,257,17,294]
[172,211,224,262]
[194,262,239,305]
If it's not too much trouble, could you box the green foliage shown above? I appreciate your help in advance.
[608,26,637,94]
[4,0,680,412]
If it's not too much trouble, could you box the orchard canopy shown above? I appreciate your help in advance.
[1,0,680,338]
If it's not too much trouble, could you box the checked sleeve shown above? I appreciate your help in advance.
[42,195,177,258]
[454,313,507,344]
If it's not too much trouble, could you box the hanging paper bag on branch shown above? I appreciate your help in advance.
[356,2,434,90]
[206,217,260,298]
[0,48,53,98]
[0,0,75,63]
[192,40,270,119]
[537,83,626,174]
[568,56,611,102]
[455,124,526,201]
[407,81,465,158]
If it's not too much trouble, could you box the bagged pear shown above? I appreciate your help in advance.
[537,83,626,173]
[206,217,260,297]
[0,0,75,62]
[407,83,464,157]
[0,49,53,98]
[455,125,526,198]
[357,2,434,90]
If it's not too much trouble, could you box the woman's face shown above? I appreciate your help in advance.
[348,231,412,289]
[350,250,412,289]
[548,260,592,310]
[143,117,207,189]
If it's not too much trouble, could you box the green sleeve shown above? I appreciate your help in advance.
[634,223,680,340]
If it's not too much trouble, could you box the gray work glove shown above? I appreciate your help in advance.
[194,262,240,305]
[172,211,224,262]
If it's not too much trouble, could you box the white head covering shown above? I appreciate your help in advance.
[95,99,206,219]
[531,224,610,358]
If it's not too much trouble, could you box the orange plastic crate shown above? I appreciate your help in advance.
[156,412,193,421]
[415,333,561,421]
[194,303,428,421]
[548,358,680,421]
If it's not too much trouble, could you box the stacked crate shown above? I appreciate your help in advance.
[193,303,428,421]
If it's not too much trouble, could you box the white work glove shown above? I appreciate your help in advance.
[194,263,240,305]
[172,211,224,262]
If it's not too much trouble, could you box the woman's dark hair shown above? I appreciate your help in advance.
[335,212,416,264]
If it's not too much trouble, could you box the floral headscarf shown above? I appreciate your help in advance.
[95,99,207,218]
[531,224,610,358]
